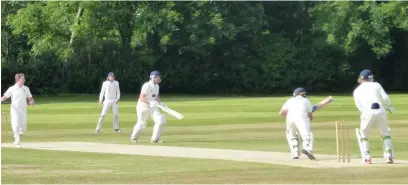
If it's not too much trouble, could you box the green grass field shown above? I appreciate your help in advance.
[2,94,408,184]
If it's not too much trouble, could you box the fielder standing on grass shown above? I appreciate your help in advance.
[280,87,315,160]
[353,69,395,164]
[130,70,167,143]
[1,73,34,148]
[95,72,121,133]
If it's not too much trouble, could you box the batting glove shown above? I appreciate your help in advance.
[386,105,395,114]
[312,105,318,112]
[149,101,159,108]
[159,102,167,108]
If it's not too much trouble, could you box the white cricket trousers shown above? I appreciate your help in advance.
[286,118,313,152]
[96,99,119,130]
[359,109,390,138]
[10,107,27,144]
[359,109,392,156]
[131,104,166,141]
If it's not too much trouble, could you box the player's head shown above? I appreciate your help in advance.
[293,87,306,97]
[150,70,161,84]
[358,69,374,83]
[15,73,25,86]
[107,72,115,81]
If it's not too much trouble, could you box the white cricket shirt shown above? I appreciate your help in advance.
[281,96,312,120]
[353,82,391,113]
[138,81,159,106]
[99,80,120,102]
[3,84,32,109]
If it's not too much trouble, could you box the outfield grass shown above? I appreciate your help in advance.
[2,94,408,183]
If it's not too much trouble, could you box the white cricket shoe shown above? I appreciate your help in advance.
[14,141,21,148]
[364,154,372,164]
[292,146,300,159]
[150,140,164,143]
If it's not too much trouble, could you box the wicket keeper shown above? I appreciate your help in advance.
[354,69,395,164]
[130,71,167,143]
[1,73,35,148]
[280,87,315,160]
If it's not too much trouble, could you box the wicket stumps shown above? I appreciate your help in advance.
[1,112,8,143]
[335,121,350,162]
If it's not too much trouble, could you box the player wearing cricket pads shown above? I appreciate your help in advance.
[354,69,395,164]
[131,71,167,143]
[95,72,121,133]
[280,88,315,160]
[1,73,35,148]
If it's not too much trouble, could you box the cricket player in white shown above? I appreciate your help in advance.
[1,73,35,148]
[95,72,121,132]
[130,71,167,143]
[354,69,395,164]
[280,88,315,160]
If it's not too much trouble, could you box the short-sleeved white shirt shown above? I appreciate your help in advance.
[3,84,32,109]
[138,81,159,106]
[281,96,312,120]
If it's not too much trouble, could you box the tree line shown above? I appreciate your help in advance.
[2,1,408,95]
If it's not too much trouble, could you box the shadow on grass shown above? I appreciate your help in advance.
[2,93,406,104]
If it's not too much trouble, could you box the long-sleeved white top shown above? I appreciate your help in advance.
[99,80,120,102]
[353,82,391,113]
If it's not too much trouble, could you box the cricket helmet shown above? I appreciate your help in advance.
[359,69,374,82]
[150,70,161,84]
[293,87,306,97]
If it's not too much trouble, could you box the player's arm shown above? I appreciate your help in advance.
[279,100,289,117]
[99,82,106,104]
[116,81,121,104]
[378,83,391,106]
[139,84,150,104]
[156,94,161,104]
[307,100,313,120]
[353,92,363,113]
[378,83,394,113]
[25,87,34,105]
[1,88,12,102]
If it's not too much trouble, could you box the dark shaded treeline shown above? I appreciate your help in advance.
[2,1,408,95]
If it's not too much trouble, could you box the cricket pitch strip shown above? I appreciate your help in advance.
[2,142,408,169]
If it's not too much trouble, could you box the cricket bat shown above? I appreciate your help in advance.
[312,96,333,112]
[158,105,184,120]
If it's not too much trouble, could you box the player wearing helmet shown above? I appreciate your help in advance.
[354,69,395,164]
[280,87,315,160]
[130,71,167,143]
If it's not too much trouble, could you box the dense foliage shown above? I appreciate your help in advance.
[2,1,408,95]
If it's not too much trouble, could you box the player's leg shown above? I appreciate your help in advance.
[95,100,113,132]
[111,101,120,132]
[10,108,22,148]
[130,106,151,142]
[20,109,27,135]
[376,111,394,163]
[150,110,166,143]
[296,119,315,160]
[285,120,300,159]
[359,113,374,163]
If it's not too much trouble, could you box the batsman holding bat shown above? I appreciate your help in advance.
[353,69,395,164]
[280,87,316,160]
[130,71,167,143]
